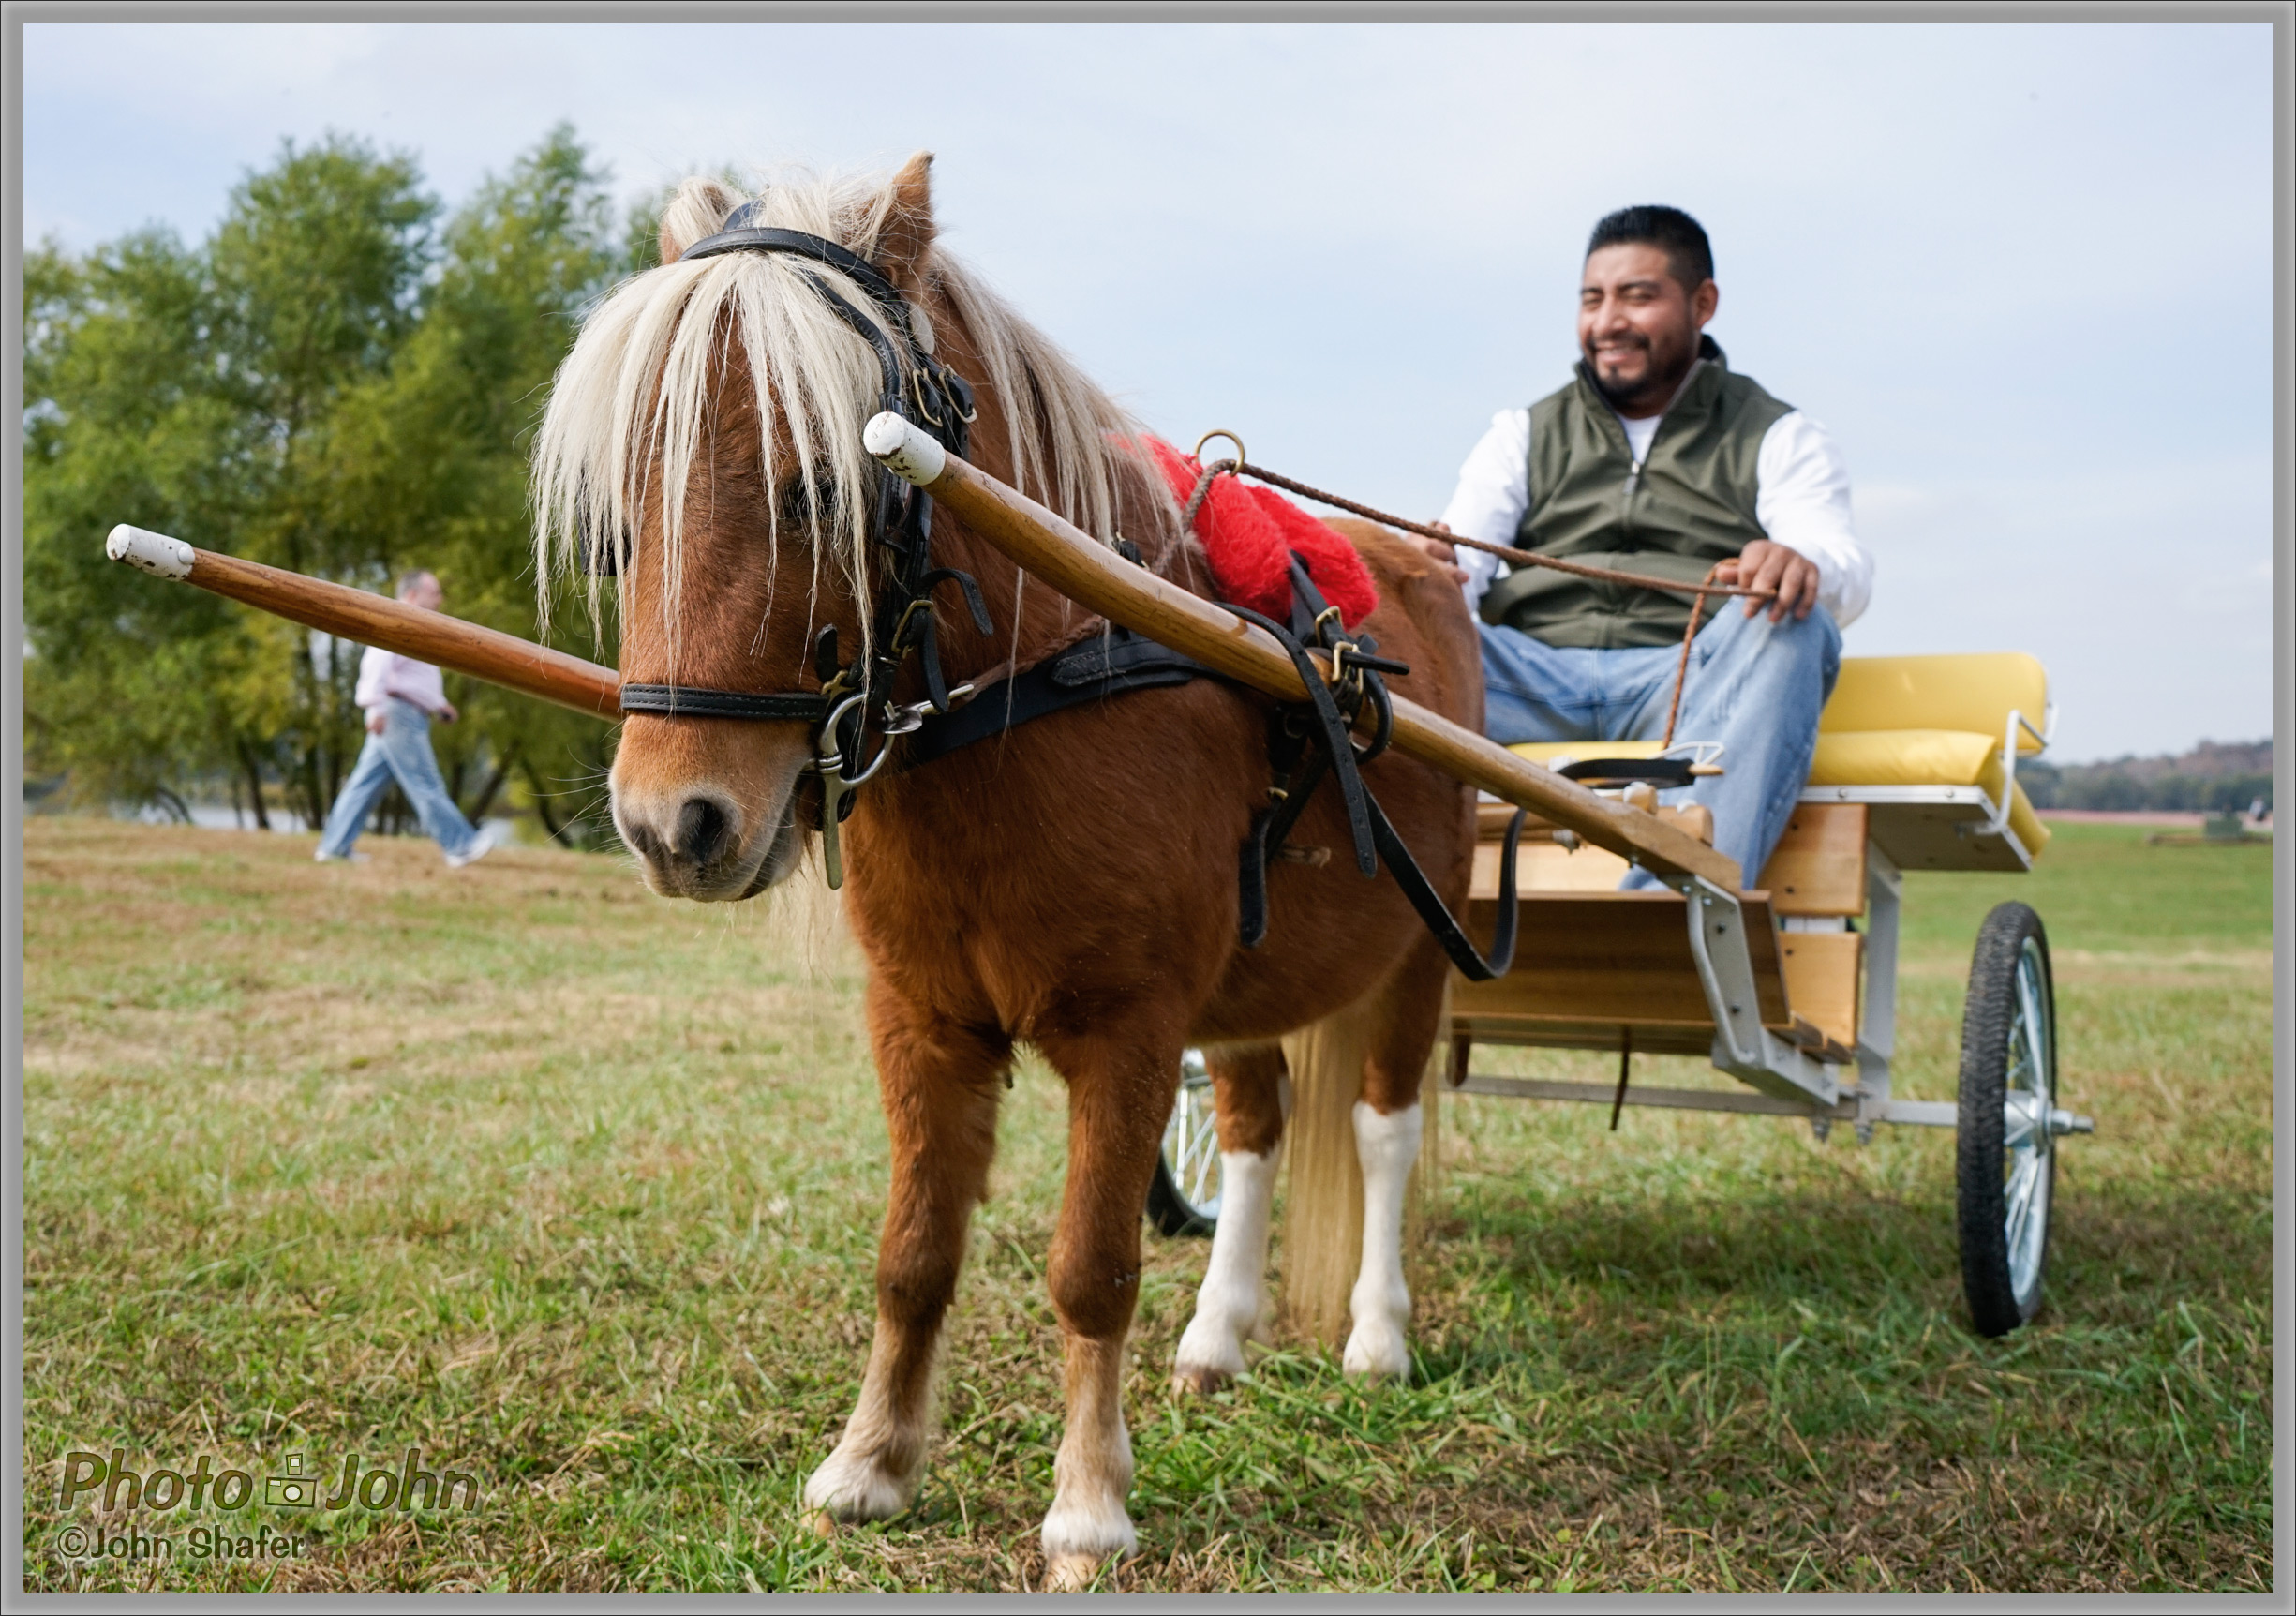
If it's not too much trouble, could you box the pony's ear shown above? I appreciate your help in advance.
[875,152,937,290]
[658,176,744,267]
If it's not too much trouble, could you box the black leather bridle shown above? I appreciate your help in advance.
[601,202,990,886]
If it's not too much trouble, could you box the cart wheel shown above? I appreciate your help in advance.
[1146,1049,1221,1237]
[1957,902,2059,1336]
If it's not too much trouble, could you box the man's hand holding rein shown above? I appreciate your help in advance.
[1715,538,1821,623]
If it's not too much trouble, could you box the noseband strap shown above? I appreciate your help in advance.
[618,684,830,723]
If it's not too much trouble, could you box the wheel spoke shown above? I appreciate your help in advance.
[2004,1154,2043,1269]
[1183,1112,1219,1201]
[1164,1066,1223,1219]
[2015,950,2050,1094]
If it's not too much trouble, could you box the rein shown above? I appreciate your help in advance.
[1200,452,1777,603]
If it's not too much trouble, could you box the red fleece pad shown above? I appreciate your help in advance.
[1143,439,1379,630]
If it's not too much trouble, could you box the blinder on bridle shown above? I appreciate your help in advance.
[604,199,990,888]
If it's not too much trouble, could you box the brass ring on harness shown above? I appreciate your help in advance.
[907,368,947,429]
[887,594,936,651]
[946,367,979,425]
[1191,429,1247,470]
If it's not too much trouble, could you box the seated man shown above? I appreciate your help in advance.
[1416,204,1871,888]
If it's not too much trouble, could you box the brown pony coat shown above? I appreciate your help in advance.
[589,155,1483,1585]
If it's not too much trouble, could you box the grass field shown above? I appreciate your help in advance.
[18,816,2274,1592]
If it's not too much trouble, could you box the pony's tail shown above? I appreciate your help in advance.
[1279,988,1444,1350]
[1275,999,1371,1346]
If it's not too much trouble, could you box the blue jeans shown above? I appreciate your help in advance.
[317,698,479,859]
[1480,605,1841,890]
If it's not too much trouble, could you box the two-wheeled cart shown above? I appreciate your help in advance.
[1152,651,2093,1337]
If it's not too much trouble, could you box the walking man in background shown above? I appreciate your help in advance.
[314,570,498,867]
[1414,204,1871,888]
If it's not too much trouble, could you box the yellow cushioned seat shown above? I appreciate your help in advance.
[1820,652,2049,753]
[1818,652,2050,857]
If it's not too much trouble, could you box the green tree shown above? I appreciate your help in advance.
[25,126,628,844]
[23,225,277,819]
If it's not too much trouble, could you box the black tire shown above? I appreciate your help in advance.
[1145,1050,1221,1237]
[1957,902,2059,1337]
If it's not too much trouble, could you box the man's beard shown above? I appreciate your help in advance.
[1586,333,1693,414]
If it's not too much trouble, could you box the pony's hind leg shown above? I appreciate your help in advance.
[1173,1041,1286,1394]
[1344,944,1449,1381]
[1031,1017,1184,1590]
[805,987,1007,1524]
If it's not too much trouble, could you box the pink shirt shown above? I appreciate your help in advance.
[354,645,449,716]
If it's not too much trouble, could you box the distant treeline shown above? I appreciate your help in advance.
[2021,740,2273,814]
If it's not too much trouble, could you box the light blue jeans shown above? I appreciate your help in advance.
[316,698,479,860]
[1480,604,1841,890]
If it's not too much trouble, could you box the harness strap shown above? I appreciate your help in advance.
[682,213,922,349]
[619,684,831,723]
[1236,725,1330,948]
[906,627,1213,764]
[1368,789,1528,983]
[1228,577,1379,877]
[1234,554,1528,981]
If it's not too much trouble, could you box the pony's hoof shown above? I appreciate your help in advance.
[1044,1552,1109,1592]
[808,1510,838,1540]
[1173,1310,1251,1393]
[1171,1359,1233,1397]
[1042,1492,1137,1587]
[803,1446,917,1523]
[1341,1319,1410,1381]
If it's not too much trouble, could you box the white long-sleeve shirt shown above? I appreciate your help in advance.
[353,645,450,716]
[1439,406,1872,627]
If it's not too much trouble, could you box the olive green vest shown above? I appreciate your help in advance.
[1480,337,1793,649]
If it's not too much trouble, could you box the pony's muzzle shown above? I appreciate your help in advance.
[616,785,757,898]
[610,724,817,901]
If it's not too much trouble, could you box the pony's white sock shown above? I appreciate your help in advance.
[1174,1147,1279,1385]
[1343,1100,1421,1380]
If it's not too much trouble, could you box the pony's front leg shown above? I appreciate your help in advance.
[1343,949,1447,1382]
[1032,1021,1179,1591]
[1173,1042,1286,1394]
[805,987,1007,1524]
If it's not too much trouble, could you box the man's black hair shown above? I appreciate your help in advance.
[1586,205,1713,292]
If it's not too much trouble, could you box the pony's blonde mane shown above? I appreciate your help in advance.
[531,165,1171,664]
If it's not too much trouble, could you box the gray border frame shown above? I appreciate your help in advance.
[2271,3,2293,1605]
[5,3,2289,1608]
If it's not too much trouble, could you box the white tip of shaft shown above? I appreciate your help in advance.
[862,411,947,486]
[106,524,195,580]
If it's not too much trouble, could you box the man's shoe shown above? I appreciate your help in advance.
[314,848,369,864]
[445,824,503,869]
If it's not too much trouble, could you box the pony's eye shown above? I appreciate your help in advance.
[775,472,839,532]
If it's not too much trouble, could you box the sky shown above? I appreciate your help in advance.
[21,20,2279,762]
